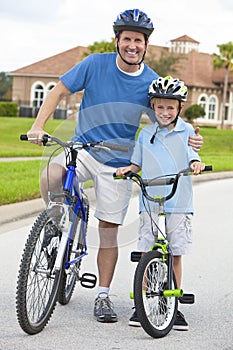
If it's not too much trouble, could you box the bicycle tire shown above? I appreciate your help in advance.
[134,250,178,338]
[16,211,62,335]
[58,197,89,305]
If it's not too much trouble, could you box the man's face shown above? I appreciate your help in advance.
[116,30,147,66]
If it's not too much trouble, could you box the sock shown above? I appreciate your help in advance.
[96,286,110,298]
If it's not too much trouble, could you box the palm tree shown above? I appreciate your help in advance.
[212,42,233,129]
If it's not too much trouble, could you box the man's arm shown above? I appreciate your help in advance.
[27,81,70,145]
[188,126,203,152]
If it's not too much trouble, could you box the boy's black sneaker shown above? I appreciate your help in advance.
[128,308,141,327]
[173,310,189,331]
[94,294,118,323]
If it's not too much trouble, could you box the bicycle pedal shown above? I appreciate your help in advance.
[131,251,142,262]
[80,273,97,289]
[179,293,195,304]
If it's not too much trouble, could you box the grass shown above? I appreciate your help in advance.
[0,117,76,157]
[1,117,233,205]
[0,160,41,205]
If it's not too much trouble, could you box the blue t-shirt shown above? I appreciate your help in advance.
[60,53,158,167]
[131,118,201,213]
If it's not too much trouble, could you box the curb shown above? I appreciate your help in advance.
[0,171,232,227]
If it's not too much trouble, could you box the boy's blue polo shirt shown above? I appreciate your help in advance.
[131,118,201,214]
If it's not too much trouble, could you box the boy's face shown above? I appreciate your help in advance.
[151,98,183,129]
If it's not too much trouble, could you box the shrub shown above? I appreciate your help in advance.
[0,102,18,117]
[184,104,205,124]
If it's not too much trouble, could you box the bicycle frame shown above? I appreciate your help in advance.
[47,147,88,272]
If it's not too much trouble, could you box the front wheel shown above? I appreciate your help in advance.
[16,211,62,334]
[134,250,178,338]
[58,198,89,305]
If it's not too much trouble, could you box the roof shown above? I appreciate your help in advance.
[170,35,200,44]
[10,46,89,76]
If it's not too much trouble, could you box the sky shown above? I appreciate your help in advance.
[0,0,232,72]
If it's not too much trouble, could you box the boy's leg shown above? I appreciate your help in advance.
[173,255,182,289]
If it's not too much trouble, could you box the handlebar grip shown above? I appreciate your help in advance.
[203,165,212,171]
[20,134,28,141]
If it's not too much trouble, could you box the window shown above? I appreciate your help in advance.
[46,83,56,96]
[208,96,217,120]
[31,82,45,107]
[33,84,44,107]
[198,95,207,118]
[197,94,218,121]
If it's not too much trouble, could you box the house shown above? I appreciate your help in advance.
[10,35,233,128]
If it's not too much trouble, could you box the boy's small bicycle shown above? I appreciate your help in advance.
[16,134,128,335]
[114,165,212,338]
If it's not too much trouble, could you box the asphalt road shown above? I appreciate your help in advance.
[0,178,233,350]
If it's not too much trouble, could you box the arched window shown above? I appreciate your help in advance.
[46,83,56,96]
[31,82,45,107]
[208,96,217,120]
[198,95,207,118]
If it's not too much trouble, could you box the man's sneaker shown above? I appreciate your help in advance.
[128,308,141,327]
[94,294,118,323]
[173,310,189,331]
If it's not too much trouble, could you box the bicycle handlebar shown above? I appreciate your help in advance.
[141,165,212,186]
[113,165,212,203]
[20,134,129,152]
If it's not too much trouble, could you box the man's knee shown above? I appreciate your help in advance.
[98,220,119,248]
[40,163,66,201]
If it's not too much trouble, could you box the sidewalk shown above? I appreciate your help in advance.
[0,171,232,230]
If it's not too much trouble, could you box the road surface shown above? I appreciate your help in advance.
[0,178,233,350]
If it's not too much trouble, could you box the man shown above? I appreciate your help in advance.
[27,9,203,323]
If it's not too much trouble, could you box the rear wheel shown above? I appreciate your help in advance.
[16,211,62,334]
[134,250,177,338]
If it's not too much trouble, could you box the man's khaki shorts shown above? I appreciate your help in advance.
[52,149,132,225]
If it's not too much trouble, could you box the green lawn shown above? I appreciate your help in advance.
[1,117,233,205]
[0,117,76,157]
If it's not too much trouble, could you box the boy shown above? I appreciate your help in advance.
[116,76,205,330]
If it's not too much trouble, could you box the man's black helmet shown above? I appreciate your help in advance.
[113,9,154,38]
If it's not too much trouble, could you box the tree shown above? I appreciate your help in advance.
[212,42,233,129]
[83,39,116,57]
[0,72,12,101]
[145,50,185,77]
[184,104,205,124]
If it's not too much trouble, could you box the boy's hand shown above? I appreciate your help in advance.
[188,127,203,152]
[190,161,205,175]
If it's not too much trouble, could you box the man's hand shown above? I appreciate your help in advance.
[27,127,47,146]
[188,127,203,152]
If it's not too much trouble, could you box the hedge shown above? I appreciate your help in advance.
[0,102,18,117]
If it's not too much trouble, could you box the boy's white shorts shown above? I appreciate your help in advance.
[52,149,132,225]
[137,211,193,255]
